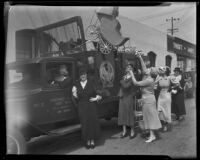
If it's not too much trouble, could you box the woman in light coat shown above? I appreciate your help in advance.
[129,51,161,143]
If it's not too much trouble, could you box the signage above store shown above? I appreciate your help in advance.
[167,35,196,59]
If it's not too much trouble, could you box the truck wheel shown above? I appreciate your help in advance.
[7,130,26,154]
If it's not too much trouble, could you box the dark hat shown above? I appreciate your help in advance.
[79,67,87,76]
[173,67,181,73]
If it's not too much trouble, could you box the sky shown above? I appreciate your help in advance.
[119,2,196,44]
[8,2,196,44]
[6,3,196,63]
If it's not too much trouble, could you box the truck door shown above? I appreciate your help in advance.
[38,61,78,128]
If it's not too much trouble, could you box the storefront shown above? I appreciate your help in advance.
[167,35,196,72]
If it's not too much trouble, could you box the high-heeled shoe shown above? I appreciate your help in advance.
[130,132,137,139]
[163,126,167,132]
[85,144,90,149]
[145,136,156,143]
[179,116,185,121]
[120,132,128,138]
[90,143,95,149]
[140,131,150,139]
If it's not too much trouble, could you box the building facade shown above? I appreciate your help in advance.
[119,16,178,72]
[167,35,196,72]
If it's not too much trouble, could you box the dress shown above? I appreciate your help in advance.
[118,76,136,127]
[157,76,172,123]
[138,76,162,130]
[171,75,186,118]
[74,79,100,141]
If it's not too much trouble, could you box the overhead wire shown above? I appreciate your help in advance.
[134,6,195,22]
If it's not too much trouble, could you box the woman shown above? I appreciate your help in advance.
[184,77,193,98]
[155,67,172,132]
[171,67,186,121]
[129,51,162,143]
[72,67,102,149]
[118,63,137,139]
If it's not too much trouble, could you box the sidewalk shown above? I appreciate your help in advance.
[53,98,196,157]
[27,98,196,157]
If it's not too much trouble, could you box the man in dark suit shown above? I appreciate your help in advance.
[53,65,71,88]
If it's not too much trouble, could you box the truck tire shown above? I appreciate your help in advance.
[7,130,26,154]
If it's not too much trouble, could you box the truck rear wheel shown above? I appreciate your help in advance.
[7,130,26,154]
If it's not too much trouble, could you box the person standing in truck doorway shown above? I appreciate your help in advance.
[72,67,102,149]
[52,64,72,88]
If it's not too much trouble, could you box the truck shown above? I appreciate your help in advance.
[5,16,142,154]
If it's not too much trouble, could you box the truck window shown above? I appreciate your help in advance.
[38,22,84,56]
[6,64,41,86]
[46,62,73,88]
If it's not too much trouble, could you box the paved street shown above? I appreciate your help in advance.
[27,98,196,158]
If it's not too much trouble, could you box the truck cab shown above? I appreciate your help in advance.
[6,16,141,154]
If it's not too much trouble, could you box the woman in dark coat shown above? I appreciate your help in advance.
[118,63,137,139]
[72,67,102,149]
[171,67,186,121]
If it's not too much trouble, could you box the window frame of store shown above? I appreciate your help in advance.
[177,55,186,71]
[167,35,196,72]
[147,51,156,67]
[165,55,172,68]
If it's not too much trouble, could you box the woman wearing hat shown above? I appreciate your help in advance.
[129,52,162,143]
[118,63,137,139]
[171,67,186,121]
[155,66,172,132]
[72,67,102,149]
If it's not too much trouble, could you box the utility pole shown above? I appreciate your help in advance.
[166,17,180,36]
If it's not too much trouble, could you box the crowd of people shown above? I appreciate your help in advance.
[70,51,192,149]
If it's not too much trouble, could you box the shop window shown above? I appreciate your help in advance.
[165,55,172,68]
[177,56,186,72]
[147,52,156,67]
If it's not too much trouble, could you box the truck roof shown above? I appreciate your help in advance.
[6,56,75,68]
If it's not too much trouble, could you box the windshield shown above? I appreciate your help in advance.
[38,21,84,56]
[6,64,41,86]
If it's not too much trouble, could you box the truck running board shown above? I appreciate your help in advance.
[48,124,81,136]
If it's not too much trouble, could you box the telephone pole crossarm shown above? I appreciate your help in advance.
[166,17,180,36]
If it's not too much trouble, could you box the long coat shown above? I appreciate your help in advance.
[74,79,100,141]
[171,74,186,117]
[118,77,136,127]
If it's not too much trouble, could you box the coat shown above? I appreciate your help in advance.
[118,77,135,126]
[171,74,186,117]
[74,78,100,141]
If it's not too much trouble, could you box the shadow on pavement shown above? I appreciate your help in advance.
[27,118,122,154]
